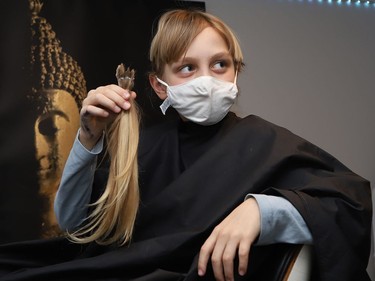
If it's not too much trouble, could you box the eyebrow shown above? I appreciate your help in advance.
[210,52,232,61]
[177,51,232,64]
[42,110,70,122]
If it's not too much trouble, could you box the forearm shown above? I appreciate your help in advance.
[54,130,104,231]
[246,194,313,245]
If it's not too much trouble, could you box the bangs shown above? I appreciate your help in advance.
[150,10,243,76]
[164,19,209,64]
[150,11,210,75]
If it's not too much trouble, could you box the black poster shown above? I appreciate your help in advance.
[0,0,205,244]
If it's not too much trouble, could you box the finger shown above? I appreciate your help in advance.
[91,92,126,113]
[238,239,251,276]
[105,84,137,103]
[100,84,130,99]
[222,240,238,281]
[210,233,228,281]
[87,86,130,111]
[198,232,217,277]
[98,88,131,111]
[129,90,137,100]
[82,104,111,118]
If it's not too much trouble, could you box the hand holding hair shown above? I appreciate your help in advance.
[78,65,136,150]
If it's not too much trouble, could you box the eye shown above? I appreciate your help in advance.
[38,116,58,137]
[179,64,194,74]
[212,60,227,70]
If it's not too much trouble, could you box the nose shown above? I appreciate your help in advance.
[197,66,211,77]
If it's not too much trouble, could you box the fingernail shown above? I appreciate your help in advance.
[123,102,130,110]
[114,106,121,112]
[198,269,204,276]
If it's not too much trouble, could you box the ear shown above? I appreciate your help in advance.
[149,75,167,100]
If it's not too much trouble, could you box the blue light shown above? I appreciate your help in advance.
[278,0,375,8]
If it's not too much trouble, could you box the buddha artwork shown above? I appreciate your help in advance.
[28,0,87,237]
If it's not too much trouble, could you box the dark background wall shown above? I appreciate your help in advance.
[0,0,204,243]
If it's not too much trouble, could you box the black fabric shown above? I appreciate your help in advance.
[0,112,372,281]
[0,0,205,244]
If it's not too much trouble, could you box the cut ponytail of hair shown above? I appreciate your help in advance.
[68,65,140,246]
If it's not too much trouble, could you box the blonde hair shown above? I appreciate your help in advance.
[150,9,244,76]
[68,80,140,246]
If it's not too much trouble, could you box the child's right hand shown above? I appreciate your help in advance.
[79,84,136,150]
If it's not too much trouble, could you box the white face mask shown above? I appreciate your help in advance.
[157,75,238,126]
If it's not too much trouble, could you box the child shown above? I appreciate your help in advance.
[1,9,372,281]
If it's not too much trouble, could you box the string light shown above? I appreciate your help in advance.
[280,0,375,6]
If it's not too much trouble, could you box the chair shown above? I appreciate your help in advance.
[283,245,313,281]
[246,243,313,281]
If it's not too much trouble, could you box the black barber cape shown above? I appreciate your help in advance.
[0,113,372,281]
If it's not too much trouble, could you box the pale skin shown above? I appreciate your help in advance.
[80,27,261,281]
[79,86,136,150]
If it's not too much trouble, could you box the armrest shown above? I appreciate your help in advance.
[283,245,313,281]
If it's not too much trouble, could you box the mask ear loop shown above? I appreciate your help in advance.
[156,77,169,88]
[233,62,240,85]
[156,77,172,115]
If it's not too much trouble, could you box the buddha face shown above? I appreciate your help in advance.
[34,89,80,236]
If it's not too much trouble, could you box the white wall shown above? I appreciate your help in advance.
[193,0,375,279]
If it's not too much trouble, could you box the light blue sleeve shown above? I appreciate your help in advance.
[245,194,313,245]
[54,130,104,231]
